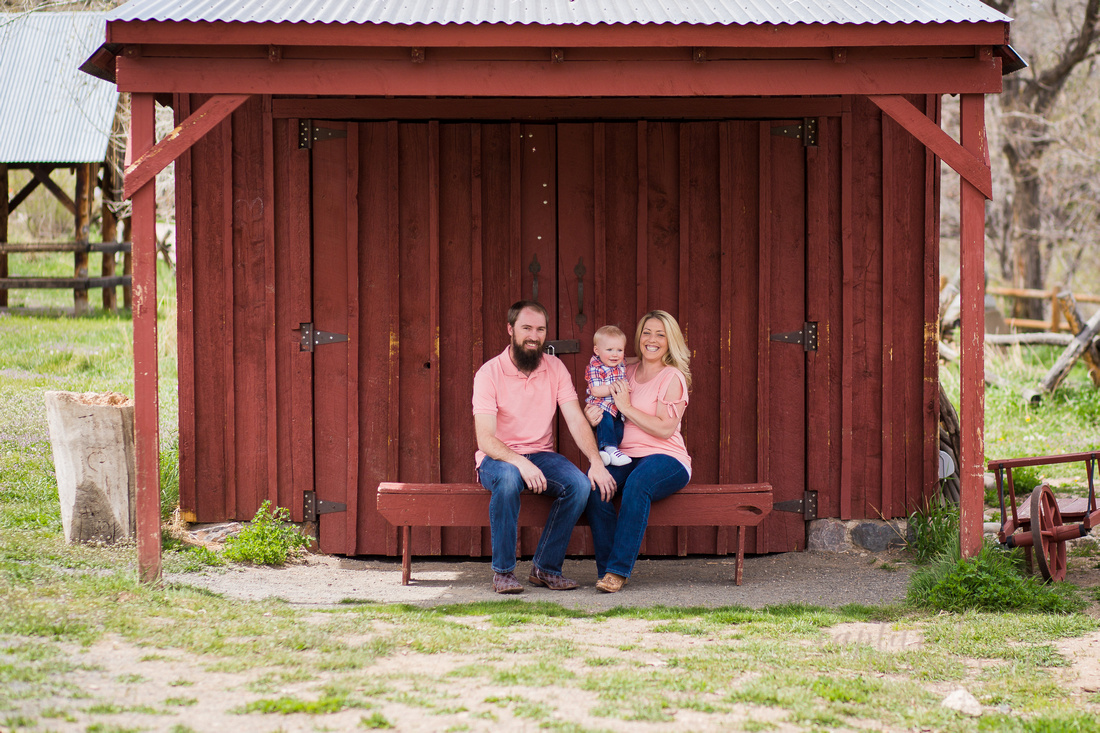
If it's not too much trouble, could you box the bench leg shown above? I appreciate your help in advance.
[735,525,744,586]
[401,526,411,586]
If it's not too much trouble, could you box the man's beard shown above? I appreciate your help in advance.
[511,339,544,373]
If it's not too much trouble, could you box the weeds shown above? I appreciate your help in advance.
[222,500,311,566]
[907,501,960,565]
[908,541,1084,613]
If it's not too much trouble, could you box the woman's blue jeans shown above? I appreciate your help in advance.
[477,452,590,575]
[584,454,689,578]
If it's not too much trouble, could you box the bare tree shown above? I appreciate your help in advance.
[985,0,1100,320]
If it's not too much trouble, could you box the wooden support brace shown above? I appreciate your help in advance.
[123,94,251,199]
[31,166,77,214]
[868,94,993,200]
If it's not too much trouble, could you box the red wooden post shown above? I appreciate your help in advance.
[959,93,988,558]
[131,92,162,582]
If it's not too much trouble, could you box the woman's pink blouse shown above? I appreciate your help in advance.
[620,363,692,475]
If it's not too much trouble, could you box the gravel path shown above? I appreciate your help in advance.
[166,549,914,610]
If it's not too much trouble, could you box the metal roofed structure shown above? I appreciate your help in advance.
[0,12,119,164]
[92,0,1016,581]
[104,0,1009,26]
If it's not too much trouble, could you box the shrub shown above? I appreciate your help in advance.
[223,501,311,566]
[908,541,1083,614]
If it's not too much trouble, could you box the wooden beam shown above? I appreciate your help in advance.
[272,96,845,121]
[74,163,93,315]
[7,176,41,213]
[958,93,988,559]
[31,166,76,215]
[868,94,993,200]
[131,92,162,583]
[123,94,251,199]
[106,19,1010,48]
[115,56,1003,96]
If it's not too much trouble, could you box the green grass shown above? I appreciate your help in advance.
[2,259,1100,731]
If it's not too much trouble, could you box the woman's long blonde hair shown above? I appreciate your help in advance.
[635,310,692,390]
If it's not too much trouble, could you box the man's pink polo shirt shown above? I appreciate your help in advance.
[472,346,579,467]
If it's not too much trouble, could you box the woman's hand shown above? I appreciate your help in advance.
[584,403,603,427]
[609,380,632,412]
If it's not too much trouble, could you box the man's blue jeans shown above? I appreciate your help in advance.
[477,452,590,575]
[595,409,625,451]
[584,454,689,578]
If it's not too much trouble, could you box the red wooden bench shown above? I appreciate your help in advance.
[376,482,773,587]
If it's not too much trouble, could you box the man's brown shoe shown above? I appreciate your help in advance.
[528,567,579,590]
[493,571,524,594]
[595,572,627,593]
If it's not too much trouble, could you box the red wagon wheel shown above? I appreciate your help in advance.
[1029,485,1067,582]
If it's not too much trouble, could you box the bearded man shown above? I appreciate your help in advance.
[472,300,615,593]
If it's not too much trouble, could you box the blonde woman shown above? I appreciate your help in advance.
[583,310,692,593]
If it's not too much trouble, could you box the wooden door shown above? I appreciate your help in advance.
[308,121,359,554]
[303,119,813,557]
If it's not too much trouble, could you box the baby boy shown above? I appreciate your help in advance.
[585,325,632,467]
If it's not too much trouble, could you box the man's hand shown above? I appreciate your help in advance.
[589,462,616,503]
[516,455,548,493]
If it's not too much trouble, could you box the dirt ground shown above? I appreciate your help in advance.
[165,547,916,610]
[12,547,1100,733]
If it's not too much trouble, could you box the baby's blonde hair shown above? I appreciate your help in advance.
[593,325,627,347]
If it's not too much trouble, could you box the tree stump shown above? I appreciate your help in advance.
[44,391,136,543]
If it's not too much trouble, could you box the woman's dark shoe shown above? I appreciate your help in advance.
[595,572,627,593]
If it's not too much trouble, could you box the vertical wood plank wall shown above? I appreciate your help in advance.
[177,101,939,558]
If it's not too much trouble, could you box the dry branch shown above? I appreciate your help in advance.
[1040,306,1100,393]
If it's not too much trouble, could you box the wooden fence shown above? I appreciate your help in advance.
[0,240,132,307]
[988,286,1100,332]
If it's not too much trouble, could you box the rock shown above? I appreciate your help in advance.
[851,521,907,552]
[45,391,136,544]
[942,688,982,717]
[807,518,850,551]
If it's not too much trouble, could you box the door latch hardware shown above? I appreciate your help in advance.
[303,491,347,523]
[296,322,349,352]
[544,340,580,356]
[298,120,347,149]
[773,490,819,520]
[770,321,818,352]
[770,118,818,147]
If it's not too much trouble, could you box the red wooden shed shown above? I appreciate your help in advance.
[83,0,1017,579]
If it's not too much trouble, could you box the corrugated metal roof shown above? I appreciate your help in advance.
[107,0,1009,27]
[0,12,120,164]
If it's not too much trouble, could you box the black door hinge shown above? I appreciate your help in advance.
[774,490,818,520]
[296,322,349,352]
[303,491,347,523]
[771,118,818,147]
[298,120,347,149]
[770,321,818,352]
